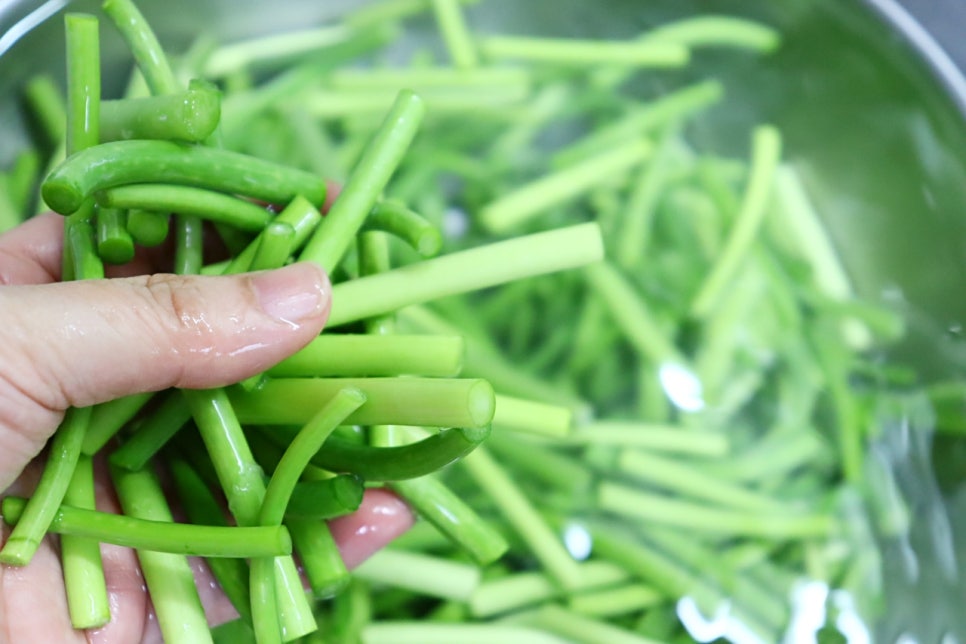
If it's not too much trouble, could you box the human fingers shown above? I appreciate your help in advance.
[0,262,330,489]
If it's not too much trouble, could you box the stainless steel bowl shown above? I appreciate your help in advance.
[4,0,966,641]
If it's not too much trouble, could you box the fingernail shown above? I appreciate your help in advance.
[251,262,330,325]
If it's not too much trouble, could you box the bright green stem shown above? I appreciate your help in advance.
[642,15,781,52]
[479,35,689,66]
[204,25,351,77]
[361,623,566,644]
[431,0,478,67]
[230,377,494,428]
[492,394,572,438]
[331,66,526,92]
[167,459,253,625]
[552,80,723,168]
[397,306,589,412]
[486,431,593,497]
[95,207,135,264]
[353,548,481,602]
[249,222,296,271]
[525,604,665,644]
[615,127,678,269]
[299,89,425,273]
[268,334,464,378]
[97,184,274,232]
[67,212,106,280]
[261,423,490,482]
[24,74,67,145]
[363,199,442,257]
[328,222,603,326]
[250,556,282,644]
[479,142,650,233]
[616,448,786,513]
[0,406,89,565]
[99,85,221,142]
[182,387,317,640]
[221,195,321,275]
[81,391,154,455]
[285,475,364,520]
[690,124,782,318]
[567,583,663,617]
[174,213,204,275]
[43,140,327,215]
[567,421,729,456]
[65,13,100,155]
[102,0,180,95]
[1,496,291,557]
[259,388,366,526]
[60,455,110,629]
[597,481,834,538]
[584,261,682,365]
[109,390,192,471]
[286,519,349,598]
[110,465,212,644]
[468,560,629,618]
[460,447,583,589]
[126,209,170,246]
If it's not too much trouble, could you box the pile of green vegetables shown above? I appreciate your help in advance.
[0,0,956,642]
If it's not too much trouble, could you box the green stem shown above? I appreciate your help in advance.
[97,184,274,232]
[125,209,170,246]
[95,207,135,264]
[81,392,154,455]
[110,465,212,644]
[0,406,89,565]
[430,0,478,67]
[286,519,349,598]
[567,584,663,618]
[43,140,327,215]
[328,222,603,326]
[363,199,442,257]
[108,390,192,471]
[102,0,180,95]
[584,261,682,366]
[479,35,689,66]
[230,377,494,428]
[99,85,221,142]
[690,124,782,318]
[353,548,481,602]
[167,458,253,625]
[248,222,296,271]
[479,142,650,233]
[174,214,204,275]
[567,421,729,456]
[552,80,722,168]
[468,560,629,618]
[221,195,321,275]
[1,496,291,557]
[492,394,572,438]
[299,89,425,273]
[460,447,583,589]
[259,389,367,526]
[641,15,781,52]
[182,387,317,640]
[268,334,464,378]
[285,475,364,521]
[260,423,490,481]
[24,74,67,146]
[60,454,110,629]
[250,556,281,644]
[597,481,833,538]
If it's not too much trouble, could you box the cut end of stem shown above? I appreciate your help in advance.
[467,379,496,427]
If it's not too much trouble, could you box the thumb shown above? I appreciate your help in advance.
[0,261,329,458]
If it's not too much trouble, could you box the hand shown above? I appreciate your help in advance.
[0,214,413,643]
